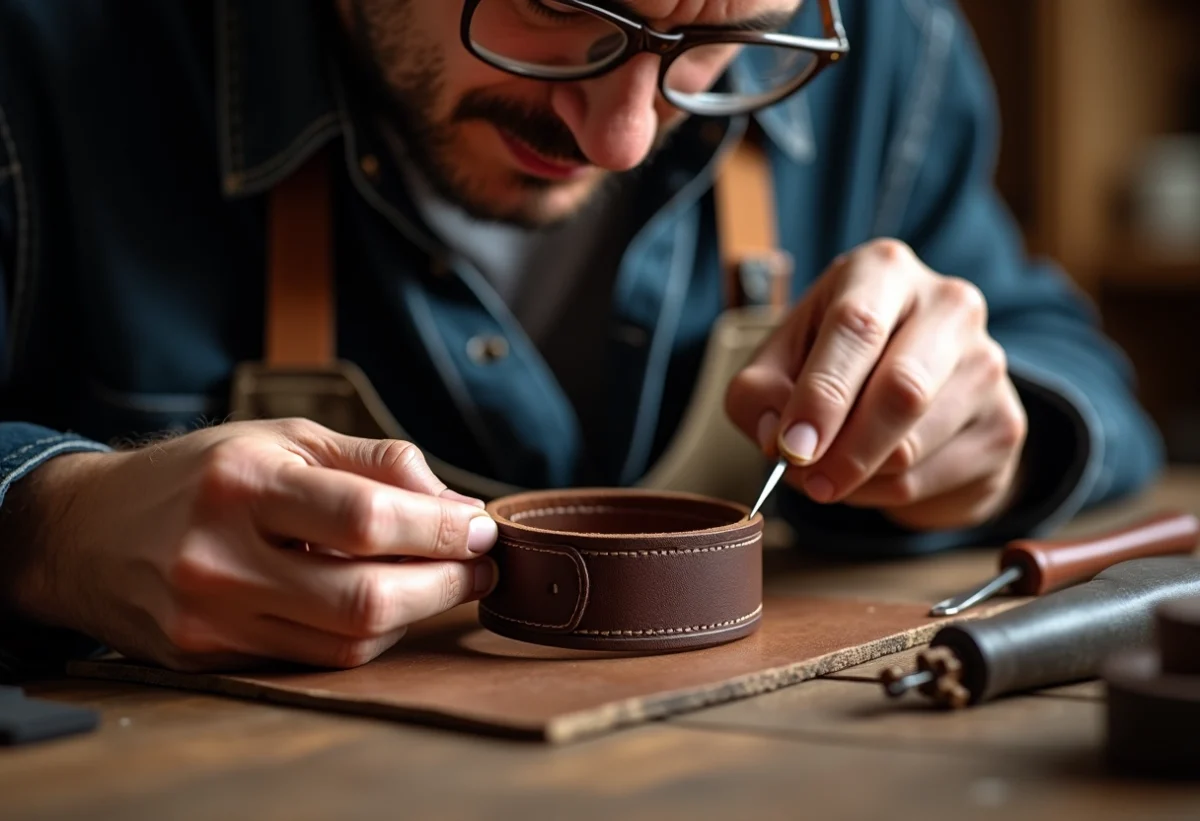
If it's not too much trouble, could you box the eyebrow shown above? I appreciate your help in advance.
[605,3,801,33]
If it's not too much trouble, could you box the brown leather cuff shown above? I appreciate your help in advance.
[479,489,763,652]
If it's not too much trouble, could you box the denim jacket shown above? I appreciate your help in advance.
[0,0,1164,569]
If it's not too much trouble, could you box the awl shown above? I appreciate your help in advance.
[928,510,1199,616]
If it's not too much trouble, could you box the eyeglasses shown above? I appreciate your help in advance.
[460,0,849,117]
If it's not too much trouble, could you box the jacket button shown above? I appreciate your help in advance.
[467,335,510,365]
[360,154,381,182]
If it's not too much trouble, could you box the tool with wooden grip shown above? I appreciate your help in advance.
[881,555,1200,708]
[928,510,1199,616]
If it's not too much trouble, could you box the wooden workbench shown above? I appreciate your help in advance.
[6,469,1200,820]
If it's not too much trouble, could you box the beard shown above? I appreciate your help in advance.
[339,0,674,228]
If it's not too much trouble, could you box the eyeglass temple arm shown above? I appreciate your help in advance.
[820,0,849,45]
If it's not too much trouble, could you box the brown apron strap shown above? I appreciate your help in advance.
[265,148,335,367]
[714,131,793,312]
[261,132,785,368]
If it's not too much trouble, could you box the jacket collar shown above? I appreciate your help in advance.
[214,0,816,200]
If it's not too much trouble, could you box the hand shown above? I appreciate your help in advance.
[0,419,498,672]
[726,239,1028,531]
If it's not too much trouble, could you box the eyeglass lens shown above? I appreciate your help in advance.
[468,0,820,111]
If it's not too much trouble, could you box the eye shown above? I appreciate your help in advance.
[524,0,582,22]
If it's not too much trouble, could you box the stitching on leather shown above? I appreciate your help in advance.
[484,540,585,630]
[510,504,726,526]
[579,534,762,557]
[574,604,763,637]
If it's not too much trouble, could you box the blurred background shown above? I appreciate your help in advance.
[958,0,1200,463]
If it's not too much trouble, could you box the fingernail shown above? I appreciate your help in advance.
[474,557,499,596]
[443,489,486,509]
[779,423,819,463]
[756,411,780,451]
[805,474,835,503]
[467,515,498,554]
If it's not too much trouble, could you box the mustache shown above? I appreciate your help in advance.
[453,91,589,166]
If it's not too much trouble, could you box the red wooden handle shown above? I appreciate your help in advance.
[1000,511,1200,595]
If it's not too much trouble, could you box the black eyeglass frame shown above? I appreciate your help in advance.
[460,0,850,116]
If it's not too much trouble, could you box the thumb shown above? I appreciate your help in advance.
[284,425,486,507]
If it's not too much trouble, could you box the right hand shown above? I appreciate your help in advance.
[2,419,499,672]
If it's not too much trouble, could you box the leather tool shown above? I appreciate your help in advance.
[1103,596,1200,779]
[749,458,788,518]
[928,510,1200,616]
[880,555,1200,708]
[478,488,764,652]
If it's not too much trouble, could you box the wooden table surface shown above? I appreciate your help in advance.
[7,469,1200,820]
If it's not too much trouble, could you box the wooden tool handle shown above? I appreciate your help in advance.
[1000,511,1200,595]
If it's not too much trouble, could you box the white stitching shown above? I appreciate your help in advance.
[488,541,584,629]
[574,604,763,637]
[0,98,30,375]
[0,436,71,466]
[236,113,339,189]
[580,534,762,557]
[872,0,955,238]
[510,504,725,526]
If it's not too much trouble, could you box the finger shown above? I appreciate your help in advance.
[776,250,916,467]
[166,609,409,670]
[801,292,979,501]
[724,301,816,456]
[259,550,498,639]
[238,617,408,669]
[254,462,498,559]
[279,421,465,500]
[877,339,1007,476]
[840,394,1024,512]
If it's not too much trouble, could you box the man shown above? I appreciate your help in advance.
[0,0,1164,676]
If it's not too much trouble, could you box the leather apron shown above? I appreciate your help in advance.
[228,133,792,506]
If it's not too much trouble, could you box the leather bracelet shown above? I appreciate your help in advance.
[478,489,764,652]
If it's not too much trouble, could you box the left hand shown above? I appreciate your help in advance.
[726,239,1028,531]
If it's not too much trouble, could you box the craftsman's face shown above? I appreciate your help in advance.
[338,0,798,227]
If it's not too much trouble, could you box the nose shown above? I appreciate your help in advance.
[550,54,661,172]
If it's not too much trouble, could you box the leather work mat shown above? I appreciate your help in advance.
[66,595,997,744]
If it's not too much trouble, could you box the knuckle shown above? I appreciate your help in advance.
[994,406,1028,452]
[804,369,856,411]
[342,487,391,550]
[880,359,933,418]
[868,238,914,264]
[889,437,919,472]
[376,439,427,478]
[332,639,381,669]
[438,563,468,612]
[886,473,921,506]
[196,439,261,503]
[275,417,328,441]
[834,453,872,489]
[940,277,988,322]
[161,612,220,656]
[428,502,464,559]
[979,340,1009,381]
[829,300,889,351]
[344,577,393,637]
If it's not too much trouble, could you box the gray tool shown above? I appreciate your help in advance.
[749,457,788,518]
[881,556,1200,708]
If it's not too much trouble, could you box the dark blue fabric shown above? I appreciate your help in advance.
[0,0,1165,566]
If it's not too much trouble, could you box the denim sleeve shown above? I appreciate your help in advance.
[776,0,1165,557]
[0,90,112,679]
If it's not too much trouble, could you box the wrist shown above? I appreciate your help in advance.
[0,450,115,630]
